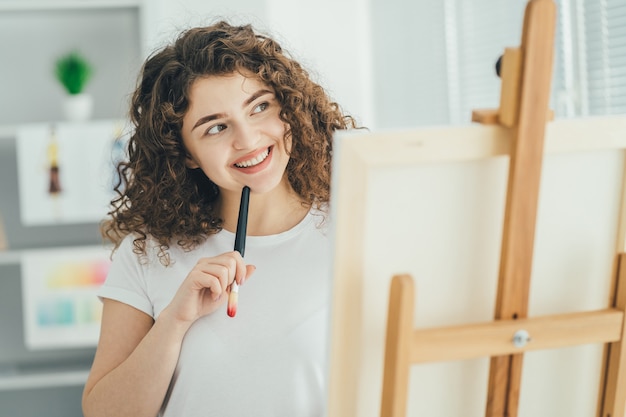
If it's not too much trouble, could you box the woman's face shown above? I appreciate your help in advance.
[181,72,291,198]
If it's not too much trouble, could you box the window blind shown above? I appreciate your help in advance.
[581,0,626,115]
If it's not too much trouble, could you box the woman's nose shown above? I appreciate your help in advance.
[232,122,260,150]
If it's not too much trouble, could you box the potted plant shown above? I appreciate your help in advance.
[55,51,94,121]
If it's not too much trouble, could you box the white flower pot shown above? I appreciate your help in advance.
[63,93,94,122]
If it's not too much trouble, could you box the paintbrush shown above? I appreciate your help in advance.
[227,185,250,317]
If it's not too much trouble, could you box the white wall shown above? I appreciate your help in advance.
[141,0,266,51]
[139,0,537,131]
[141,0,374,127]
[264,0,374,127]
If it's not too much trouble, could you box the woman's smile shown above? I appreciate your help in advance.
[233,146,272,170]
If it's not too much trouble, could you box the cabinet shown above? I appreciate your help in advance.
[0,2,145,416]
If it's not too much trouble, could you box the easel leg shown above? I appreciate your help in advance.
[485,1,556,415]
[380,274,414,417]
[486,354,523,416]
[597,253,626,417]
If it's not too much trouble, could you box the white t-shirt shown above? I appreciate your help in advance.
[98,209,331,417]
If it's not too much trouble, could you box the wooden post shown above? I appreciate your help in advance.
[597,253,626,417]
[380,274,414,417]
[484,1,557,416]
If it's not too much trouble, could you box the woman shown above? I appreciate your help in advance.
[82,21,359,417]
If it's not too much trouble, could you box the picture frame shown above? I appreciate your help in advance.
[15,120,128,226]
[20,246,111,350]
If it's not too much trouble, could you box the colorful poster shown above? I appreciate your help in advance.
[16,120,129,226]
[20,246,110,350]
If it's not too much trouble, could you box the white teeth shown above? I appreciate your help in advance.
[235,148,269,168]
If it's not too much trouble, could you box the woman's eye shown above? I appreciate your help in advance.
[252,102,268,114]
[206,124,226,135]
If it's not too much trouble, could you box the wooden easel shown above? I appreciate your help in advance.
[380,1,626,416]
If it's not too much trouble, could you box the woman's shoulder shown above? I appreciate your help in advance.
[112,233,155,264]
[113,233,201,267]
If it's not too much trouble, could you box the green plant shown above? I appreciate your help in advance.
[54,51,93,95]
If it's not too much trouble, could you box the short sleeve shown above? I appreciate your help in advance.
[98,235,155,318]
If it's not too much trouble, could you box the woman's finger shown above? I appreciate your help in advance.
[198,252,247,286]
[187,267,225,300]
[240,264,256,285]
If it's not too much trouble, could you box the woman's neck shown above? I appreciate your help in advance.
[219,182,309,236]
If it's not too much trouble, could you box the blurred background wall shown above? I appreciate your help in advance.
[1,0,623,129]
[0,1,623,416]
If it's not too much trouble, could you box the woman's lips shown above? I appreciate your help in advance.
[232,146,273,173]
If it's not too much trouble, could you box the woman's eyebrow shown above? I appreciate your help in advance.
[243,89,273,107]
[191,89,274,132]
[192,112,226,131]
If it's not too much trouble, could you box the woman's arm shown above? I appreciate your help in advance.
[82,299,190,417]
[82,251,255,417]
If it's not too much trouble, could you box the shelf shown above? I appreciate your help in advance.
[0,250,21,266]
[0,245,111,267]
[0,119,130,140]
[0,367,89,391]
[0,1,142,12]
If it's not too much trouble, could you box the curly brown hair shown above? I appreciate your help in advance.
[102,21,359,260]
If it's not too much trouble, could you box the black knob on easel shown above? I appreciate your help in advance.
[495,55,503,78]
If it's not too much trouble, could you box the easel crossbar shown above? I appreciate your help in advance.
[410,309,623,363]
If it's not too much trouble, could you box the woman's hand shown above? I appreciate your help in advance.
[163,251,256,326]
